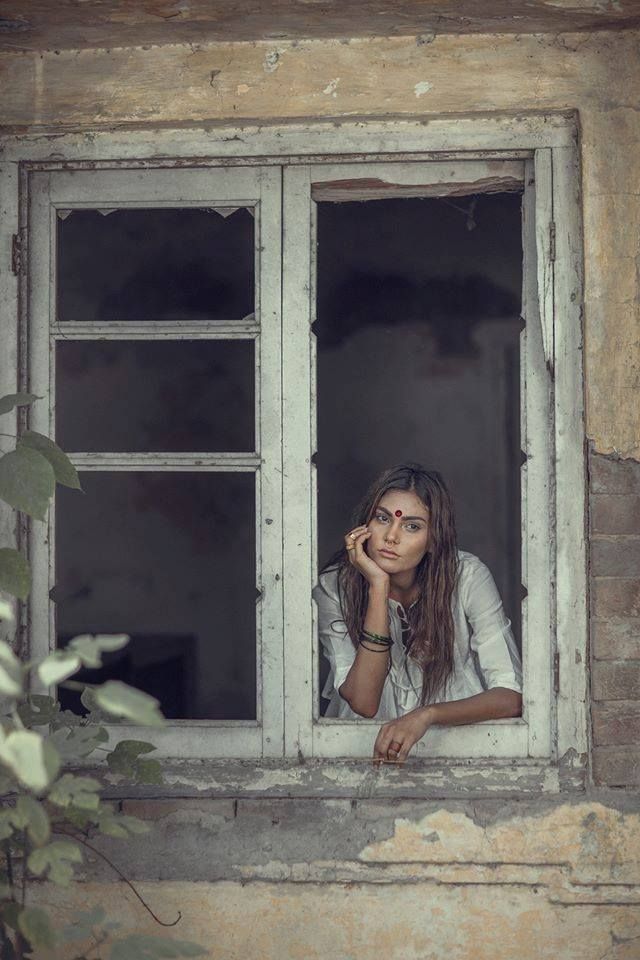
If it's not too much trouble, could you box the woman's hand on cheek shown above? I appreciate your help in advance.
[373,707,434,766]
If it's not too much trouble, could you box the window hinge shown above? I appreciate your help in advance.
[549,221,556,263]
[11,232,23,276]
[553,651,560,694]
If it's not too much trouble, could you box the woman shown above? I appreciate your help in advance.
[312,463,522,764]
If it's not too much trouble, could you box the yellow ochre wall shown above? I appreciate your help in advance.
[2,29,639,457]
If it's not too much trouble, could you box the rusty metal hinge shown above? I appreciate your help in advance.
[549,221,556,263]
[11,232,23,276]
[553,651,560,694]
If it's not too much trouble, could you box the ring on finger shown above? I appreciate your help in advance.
[349,532,357,540]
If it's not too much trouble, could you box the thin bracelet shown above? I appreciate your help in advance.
[358,640,391,654]
[363,628,392,644]
[360,636,392,649]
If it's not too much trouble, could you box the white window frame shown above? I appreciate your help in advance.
[0,114,587,794]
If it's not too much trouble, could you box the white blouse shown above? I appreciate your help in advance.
[312,549,523,720]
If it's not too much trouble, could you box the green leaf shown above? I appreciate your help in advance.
[0,393,42,416]
[18,431,81,490]
[59,905,107,942]
[94,681,164,727]
[27,838,82,887]
[110,935,207,959]
[0,729,60,793]
[134,758,164,785]
[48,773,101,810]
[0,447,55,521]
[106,740,156,777]
[95,802,150,838]
[68,633,130,669]
[0,599,14,624]
[62,805,93,830]
[48,724,109,760]
[11,796,50,846]
[0,640,23,698]
[0,810,17,841]
[0,901,21,932]
[0,549,30,601]
[17,905,56,950]
[17,694,60,728]
[37,650,81,687]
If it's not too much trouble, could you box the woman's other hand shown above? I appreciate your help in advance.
[373,706,433,765]
[344,526,390,589]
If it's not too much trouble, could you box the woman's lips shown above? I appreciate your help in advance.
[379,549,399,558]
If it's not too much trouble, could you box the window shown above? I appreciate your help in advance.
[5,117,587,789]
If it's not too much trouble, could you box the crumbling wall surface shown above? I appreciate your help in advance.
[1,29,639,457]
[33,797,640,960]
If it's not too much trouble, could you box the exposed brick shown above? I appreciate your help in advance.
[592,661,640,701]
[590,537,640,576]
[592,618,640,660]
[590,494,640,535]
[592,701,640,745]
[592,746,640,787]
[589,454,640,495]
[591,578,640,619]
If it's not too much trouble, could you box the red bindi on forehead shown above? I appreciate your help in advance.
[394,509,403,517]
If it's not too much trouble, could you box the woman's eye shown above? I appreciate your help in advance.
[375,514,388,523]
[406,523,419,532]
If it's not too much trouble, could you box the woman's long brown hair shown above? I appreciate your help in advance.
[321,463,460,706]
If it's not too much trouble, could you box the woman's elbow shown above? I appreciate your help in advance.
[338,684,379,719]
[502,689,522,718]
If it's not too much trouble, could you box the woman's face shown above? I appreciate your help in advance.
[364,488,430,575]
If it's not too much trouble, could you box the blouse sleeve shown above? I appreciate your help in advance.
[312,571,358,700]
[461,557,523,694]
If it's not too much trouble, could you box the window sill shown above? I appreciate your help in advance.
[74,753,587,801]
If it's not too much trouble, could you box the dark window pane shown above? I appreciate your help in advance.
[56,340,254,452]
[315,194,522,714]
[55,471,256,720]
[57,207,254,322]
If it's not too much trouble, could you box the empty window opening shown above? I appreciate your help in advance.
[314,193,523,714]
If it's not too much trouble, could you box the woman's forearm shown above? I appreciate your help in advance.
[421,687,522,726]
[339,582,391,718]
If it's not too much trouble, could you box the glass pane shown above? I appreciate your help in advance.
[55,471,256,720]
[57,207,254,322]
[315,193,522,715]
[56,340,254,452]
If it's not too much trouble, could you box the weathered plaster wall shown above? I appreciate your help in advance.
[1,29,639,456]
[31,798,640,959]
[2,26,640,960]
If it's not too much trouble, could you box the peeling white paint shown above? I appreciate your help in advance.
[263,49,283,73]
[322,77,341,97]
[542,0,622,10]
[237,83,250,94]
[414,80,433,97]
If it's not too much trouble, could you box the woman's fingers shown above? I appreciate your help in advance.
[344,526,371,565]
[373,724,416,765]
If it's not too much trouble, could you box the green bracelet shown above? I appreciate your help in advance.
[359,639,391,654]
[362,628,392,646]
